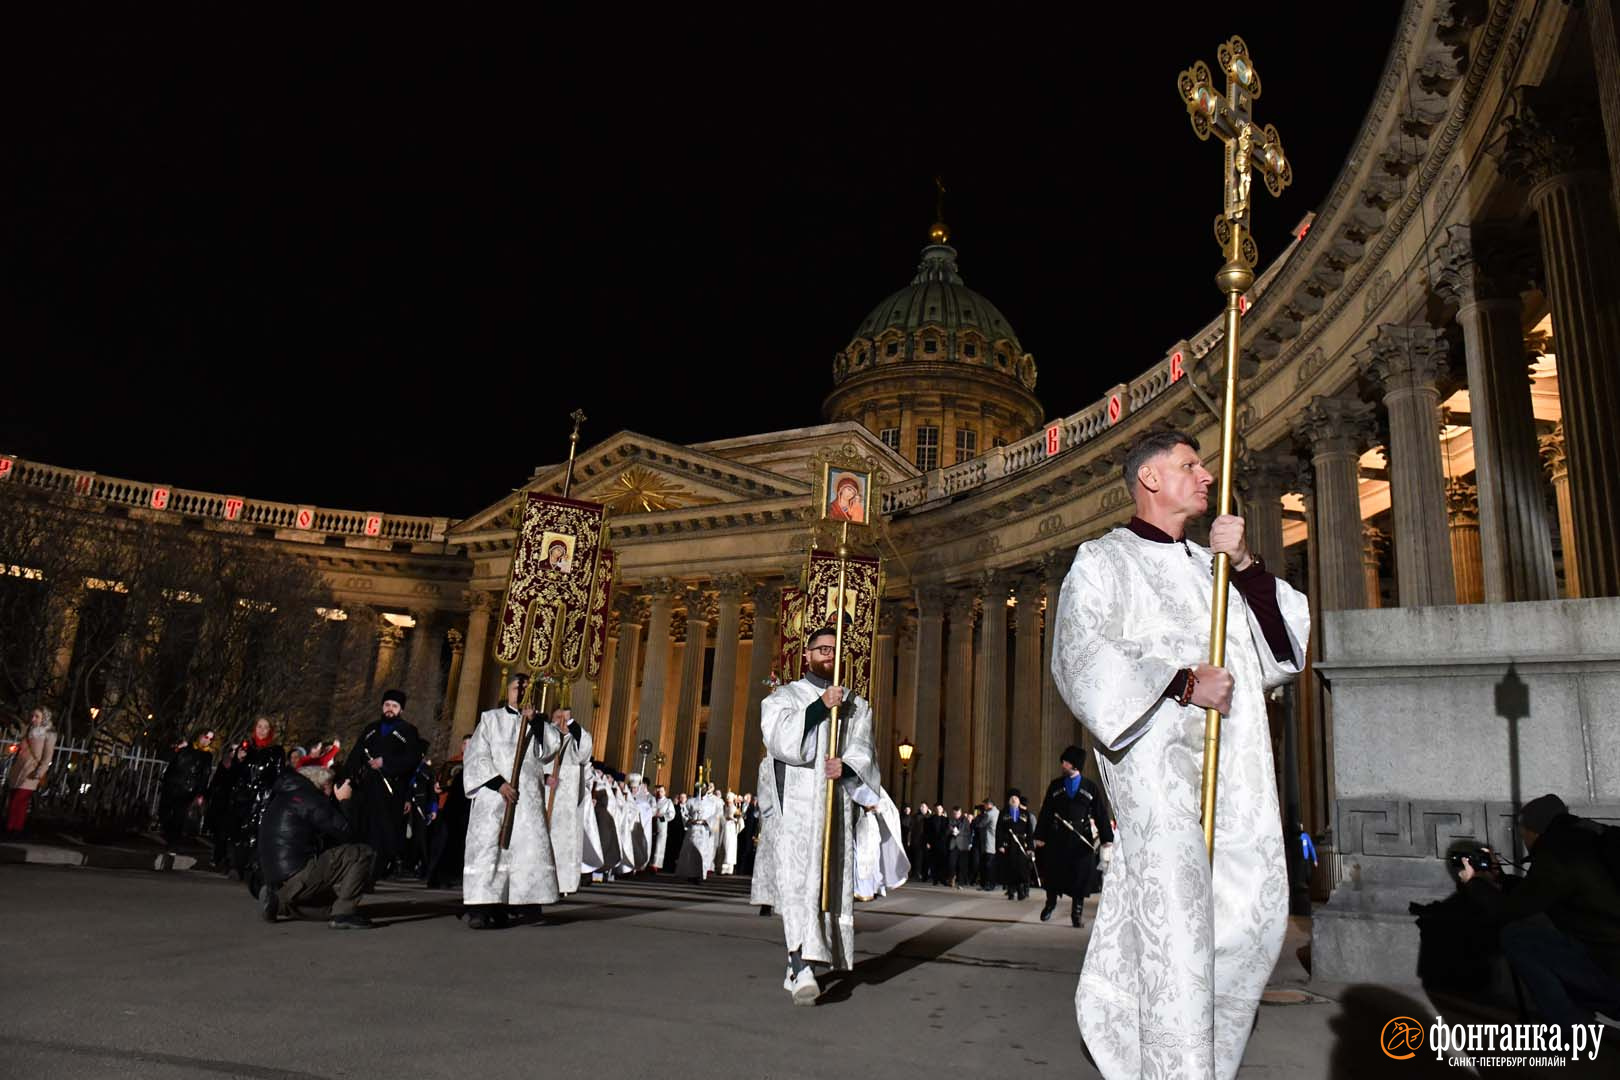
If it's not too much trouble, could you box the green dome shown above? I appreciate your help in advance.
[853,244,1024,351]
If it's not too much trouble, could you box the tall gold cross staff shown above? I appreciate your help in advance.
[1175,36,1291,862]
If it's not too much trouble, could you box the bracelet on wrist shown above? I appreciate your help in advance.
[1177,669,1198,709]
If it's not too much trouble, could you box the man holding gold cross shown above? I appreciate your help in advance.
[760,625,881,1005]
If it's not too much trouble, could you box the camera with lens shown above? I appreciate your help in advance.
[1447,845,1497,874]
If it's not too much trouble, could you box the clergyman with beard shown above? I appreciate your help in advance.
[343,689,424,881]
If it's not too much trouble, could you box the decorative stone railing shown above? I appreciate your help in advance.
[0,455,451,545]
[878,226,1304,515]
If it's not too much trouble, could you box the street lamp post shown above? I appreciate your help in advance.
[897,738,915,810]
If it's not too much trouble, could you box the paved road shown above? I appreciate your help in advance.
[2,863,1599,1079]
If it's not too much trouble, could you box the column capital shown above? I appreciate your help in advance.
[914,583,950,617]
[878,603,901,636]
[467,589,497,615]
[946,588,978,623]
[1013,573,1043,606]
[1432,222,1536,309]
[750,579,782,612]
[1445,477,1480,526]
[1539,421,1568,480]
[972,568,1014,600]
[1362,521,1388,556]
[681,587,709,625]
[1357,323,1451,393]
[377,623,405,648]
[712,573,750,603]
[1038,547,1074,585]
[1237,445,1300,500]
[1495,87,1607,188]
[446,627,465,654]
[1294,395,1378,457]
[611,591,643,623]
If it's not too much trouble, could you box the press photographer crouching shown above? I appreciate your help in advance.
[256,765,376,930]
[1457,793,1620,1025]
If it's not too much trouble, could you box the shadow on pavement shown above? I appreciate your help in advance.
[1327,984,1458,1078]
[816,917,991,1006]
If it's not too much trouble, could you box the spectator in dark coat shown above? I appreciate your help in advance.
[159,731,215,849]
[996,792,1035,900]
[256,765,374,929]
[343,689,422,880]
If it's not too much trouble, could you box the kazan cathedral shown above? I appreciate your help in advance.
[2,0,1617,985]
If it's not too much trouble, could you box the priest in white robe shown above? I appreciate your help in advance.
[650,784,676,871]
[547,704,593,898]
[1050,430,1309,1080]
[853,788,910,901]
[748,755,777,914]
[720,791,742,874]
[627,776,654,871]
[760,625,881,1005]
[674,784,722,881]
[461,674,565,929]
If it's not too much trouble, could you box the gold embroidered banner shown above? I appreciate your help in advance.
[584,548,615,683]
[493,493,606,678]
[804,549,880,700]
[778,587,806,684]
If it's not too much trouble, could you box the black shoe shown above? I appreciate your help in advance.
[1071,903,1083,928]
[329,913,374,930]
[1040,897,1056,921]
[257,885,279,923]
[759,905,773,917]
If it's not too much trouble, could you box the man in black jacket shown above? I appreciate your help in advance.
[343,689,423,880]
[1459,793,1620,1024]
[159,731,215,850]
[257,765,374,929]
[1035,745,1113,927]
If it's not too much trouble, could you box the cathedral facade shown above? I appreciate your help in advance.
[4,0,1618,985]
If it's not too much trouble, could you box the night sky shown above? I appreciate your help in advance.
[3,6,1404,519]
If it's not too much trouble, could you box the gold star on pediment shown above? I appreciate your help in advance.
[602,465,708,514]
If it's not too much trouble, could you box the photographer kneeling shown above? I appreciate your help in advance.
[257,765,376,930]
[1458,793,1620,1024]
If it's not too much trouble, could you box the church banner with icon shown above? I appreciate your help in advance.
[777,587,807,684]
[493,493,607,677]
[584,547,615,684]
[804,549,880,699]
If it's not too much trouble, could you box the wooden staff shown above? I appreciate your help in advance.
[499,679,548,850]
[542,409,588,825]
[820,521,850,913]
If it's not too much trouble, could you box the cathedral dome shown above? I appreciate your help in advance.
[824,235,1043,470]
[833,243,1037,390]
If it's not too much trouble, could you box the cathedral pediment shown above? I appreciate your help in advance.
[451,431,811,539]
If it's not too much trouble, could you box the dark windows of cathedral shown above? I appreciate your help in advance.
[995,351,1007,368]
[992,437,1007,448]
[964,342,978,358]
[886,342,899,357]
[923,338,938,354]
[916,426,940,470]
[955,428,978,463]
[880,428,901,452]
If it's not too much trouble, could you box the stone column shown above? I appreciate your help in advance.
[1499,90,1620,596]
[943,590,976,807]
[1433,224,1557,602]
[373,622,404,693]
[1540,425,1581,598]
[971,572,1009,807]
[1238,448,1295,572]
[1581,0,1620,223]
[1446,479,1485,604]
[910,585,947,807]
[1361,524,1387,610]
[704,575,747,789]
[739,581,779,785]
[634,579,678,755]
[441,628,465,752]
[1360,324,1456,607]
[670,588,710,792]
[1040,549,1077,776]
[892,607,918,803]
[450,592,495,743]
[871,605,898,781]
[606,594,644,770]
[1294,396,1377,611]
[1011,574,1044,804]
[47,583,85,696]
[402,610,445,743]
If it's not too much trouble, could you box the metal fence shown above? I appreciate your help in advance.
[2,736,171,829]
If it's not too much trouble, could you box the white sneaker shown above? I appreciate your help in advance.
[782,964,794,991]
[790,965,819,1006]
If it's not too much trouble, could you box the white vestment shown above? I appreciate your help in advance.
[749,755,777,907]
[720,800,741,873]
[580,774,608,873]
[760,676,880,969]
[675,792,721,878]
[651,796,676,868]
[613,786,637,873]
[1051,527,1309,1080]
[548,724,594,897]
[629,787,654,870]
[461,707,563,907]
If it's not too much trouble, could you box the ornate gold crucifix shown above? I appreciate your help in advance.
[1175,37,1291,862]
